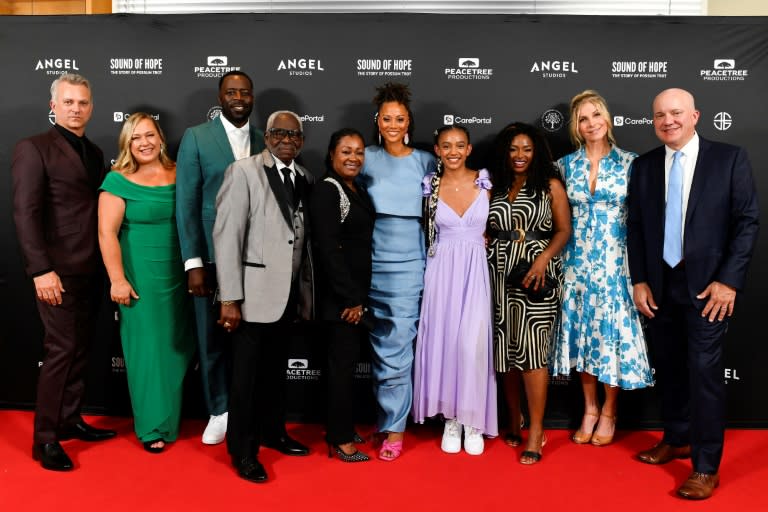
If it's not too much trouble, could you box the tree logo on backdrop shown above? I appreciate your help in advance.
[611,60,668,79]
[612,115,653,127]
[194,55,241,79]
[540,109,565,132]
[700,58,748,81]
[443,113,492,125]
[530,60,578,79]
[206,106,222,121]
[109,57,163,76]
[47,109,56,125]
[286,358,321,381]
[713,112,733,131]
[444,57,493,80]
[34,57,79,75]
[277,58,325,77]
[356,58,413,77]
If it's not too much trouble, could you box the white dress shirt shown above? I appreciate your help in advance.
[220,115,251,160]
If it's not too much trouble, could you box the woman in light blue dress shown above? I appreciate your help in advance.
[551,90,653,447]
[358,82,435,461]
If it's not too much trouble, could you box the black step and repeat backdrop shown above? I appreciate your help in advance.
[0,14,765,427]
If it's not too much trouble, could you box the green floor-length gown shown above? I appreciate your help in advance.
[100,171,194,443]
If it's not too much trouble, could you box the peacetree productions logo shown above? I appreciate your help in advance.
[34,57,80,75]
[444,57,493,80]
[540,109,565,132]
[277,58,325,77]
[356,58,413,77]
[713,112,732,131]
[110,57,164,76]
[443,114,492,125]
[700,59,748,81]
[612,115,653,127]
[286,358,321,381]
[611,60,668,79]
[530,60,578,79]
[194,56,241,78]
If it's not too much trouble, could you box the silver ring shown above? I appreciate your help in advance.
[223,322,232,328]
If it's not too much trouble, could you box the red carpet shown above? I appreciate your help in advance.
[1,410,765,511]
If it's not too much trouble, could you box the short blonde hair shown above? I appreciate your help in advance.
[113,113,174,174]
[568,90,616,149]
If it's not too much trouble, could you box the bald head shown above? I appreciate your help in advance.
[652,88,700,150]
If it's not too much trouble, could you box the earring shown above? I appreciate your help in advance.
[404,133,410,145]
[378,133,382,145]
[374,112,379,123]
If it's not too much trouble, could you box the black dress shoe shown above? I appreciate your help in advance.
[32,442,74,471]
[262,435,310,456]
[59,421,117,442]
[232,456,268,483]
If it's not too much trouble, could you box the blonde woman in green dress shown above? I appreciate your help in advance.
[98,113,194,453]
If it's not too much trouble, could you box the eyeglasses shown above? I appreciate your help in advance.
[268,128,303,140]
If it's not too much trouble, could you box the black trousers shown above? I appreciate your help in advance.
[34,273,101,444]
[646,263,727,474]
[226,289,297,460]
[325,321,366,445]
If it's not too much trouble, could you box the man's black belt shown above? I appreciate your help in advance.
[487,228,553,242]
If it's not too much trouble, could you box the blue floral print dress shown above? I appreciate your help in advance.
[551,146,653,389]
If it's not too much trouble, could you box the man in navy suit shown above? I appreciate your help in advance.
[176,71,265,445]
[627,88,759,499]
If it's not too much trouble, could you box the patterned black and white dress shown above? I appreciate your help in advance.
[487,184,563,372]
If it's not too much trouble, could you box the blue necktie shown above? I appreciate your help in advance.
[663,151,683,267]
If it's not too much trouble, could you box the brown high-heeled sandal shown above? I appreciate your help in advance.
[572,412,599,444]
[591,414,616,447]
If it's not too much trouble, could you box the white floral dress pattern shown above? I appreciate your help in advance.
[550,147,653,389]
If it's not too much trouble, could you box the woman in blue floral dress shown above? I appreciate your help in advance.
[551,91,653,447]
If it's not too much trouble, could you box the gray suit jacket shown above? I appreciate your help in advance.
[213,149,314,323]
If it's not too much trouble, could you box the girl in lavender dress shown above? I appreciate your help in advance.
[412,125,498,455]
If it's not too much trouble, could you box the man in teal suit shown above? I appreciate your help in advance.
[176,71,265,445]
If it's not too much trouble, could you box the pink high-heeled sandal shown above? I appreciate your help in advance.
[378,439,403,461]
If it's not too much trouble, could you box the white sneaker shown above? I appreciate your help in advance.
[202,412,228,445]
[464,426,485,455]
[441,419,462,453]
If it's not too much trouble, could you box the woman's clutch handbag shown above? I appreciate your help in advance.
[358,308,376,330]
[506,260,558,301]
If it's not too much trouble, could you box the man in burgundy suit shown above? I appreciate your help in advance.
[12,73,116,471]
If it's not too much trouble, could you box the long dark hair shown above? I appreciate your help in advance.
[372,81,415,146]
[324,127,365,174]
[488,122,562,198]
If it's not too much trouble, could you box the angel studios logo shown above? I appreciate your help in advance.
[277,57,325,77]
[530,59,579,79]
[286,358,321,380]
[34,57,80,75]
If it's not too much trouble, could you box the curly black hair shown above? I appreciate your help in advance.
[488,122,563,198]
[372,81,415,146]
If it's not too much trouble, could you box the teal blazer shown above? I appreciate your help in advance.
[176,116,265,264]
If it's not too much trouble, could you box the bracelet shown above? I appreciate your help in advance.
[220,300,237,306]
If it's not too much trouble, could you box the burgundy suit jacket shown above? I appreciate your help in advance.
[12,127,105,277]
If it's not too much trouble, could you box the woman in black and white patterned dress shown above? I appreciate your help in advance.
[486,122,571,465]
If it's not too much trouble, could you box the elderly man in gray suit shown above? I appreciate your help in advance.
[213,110,314,483]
